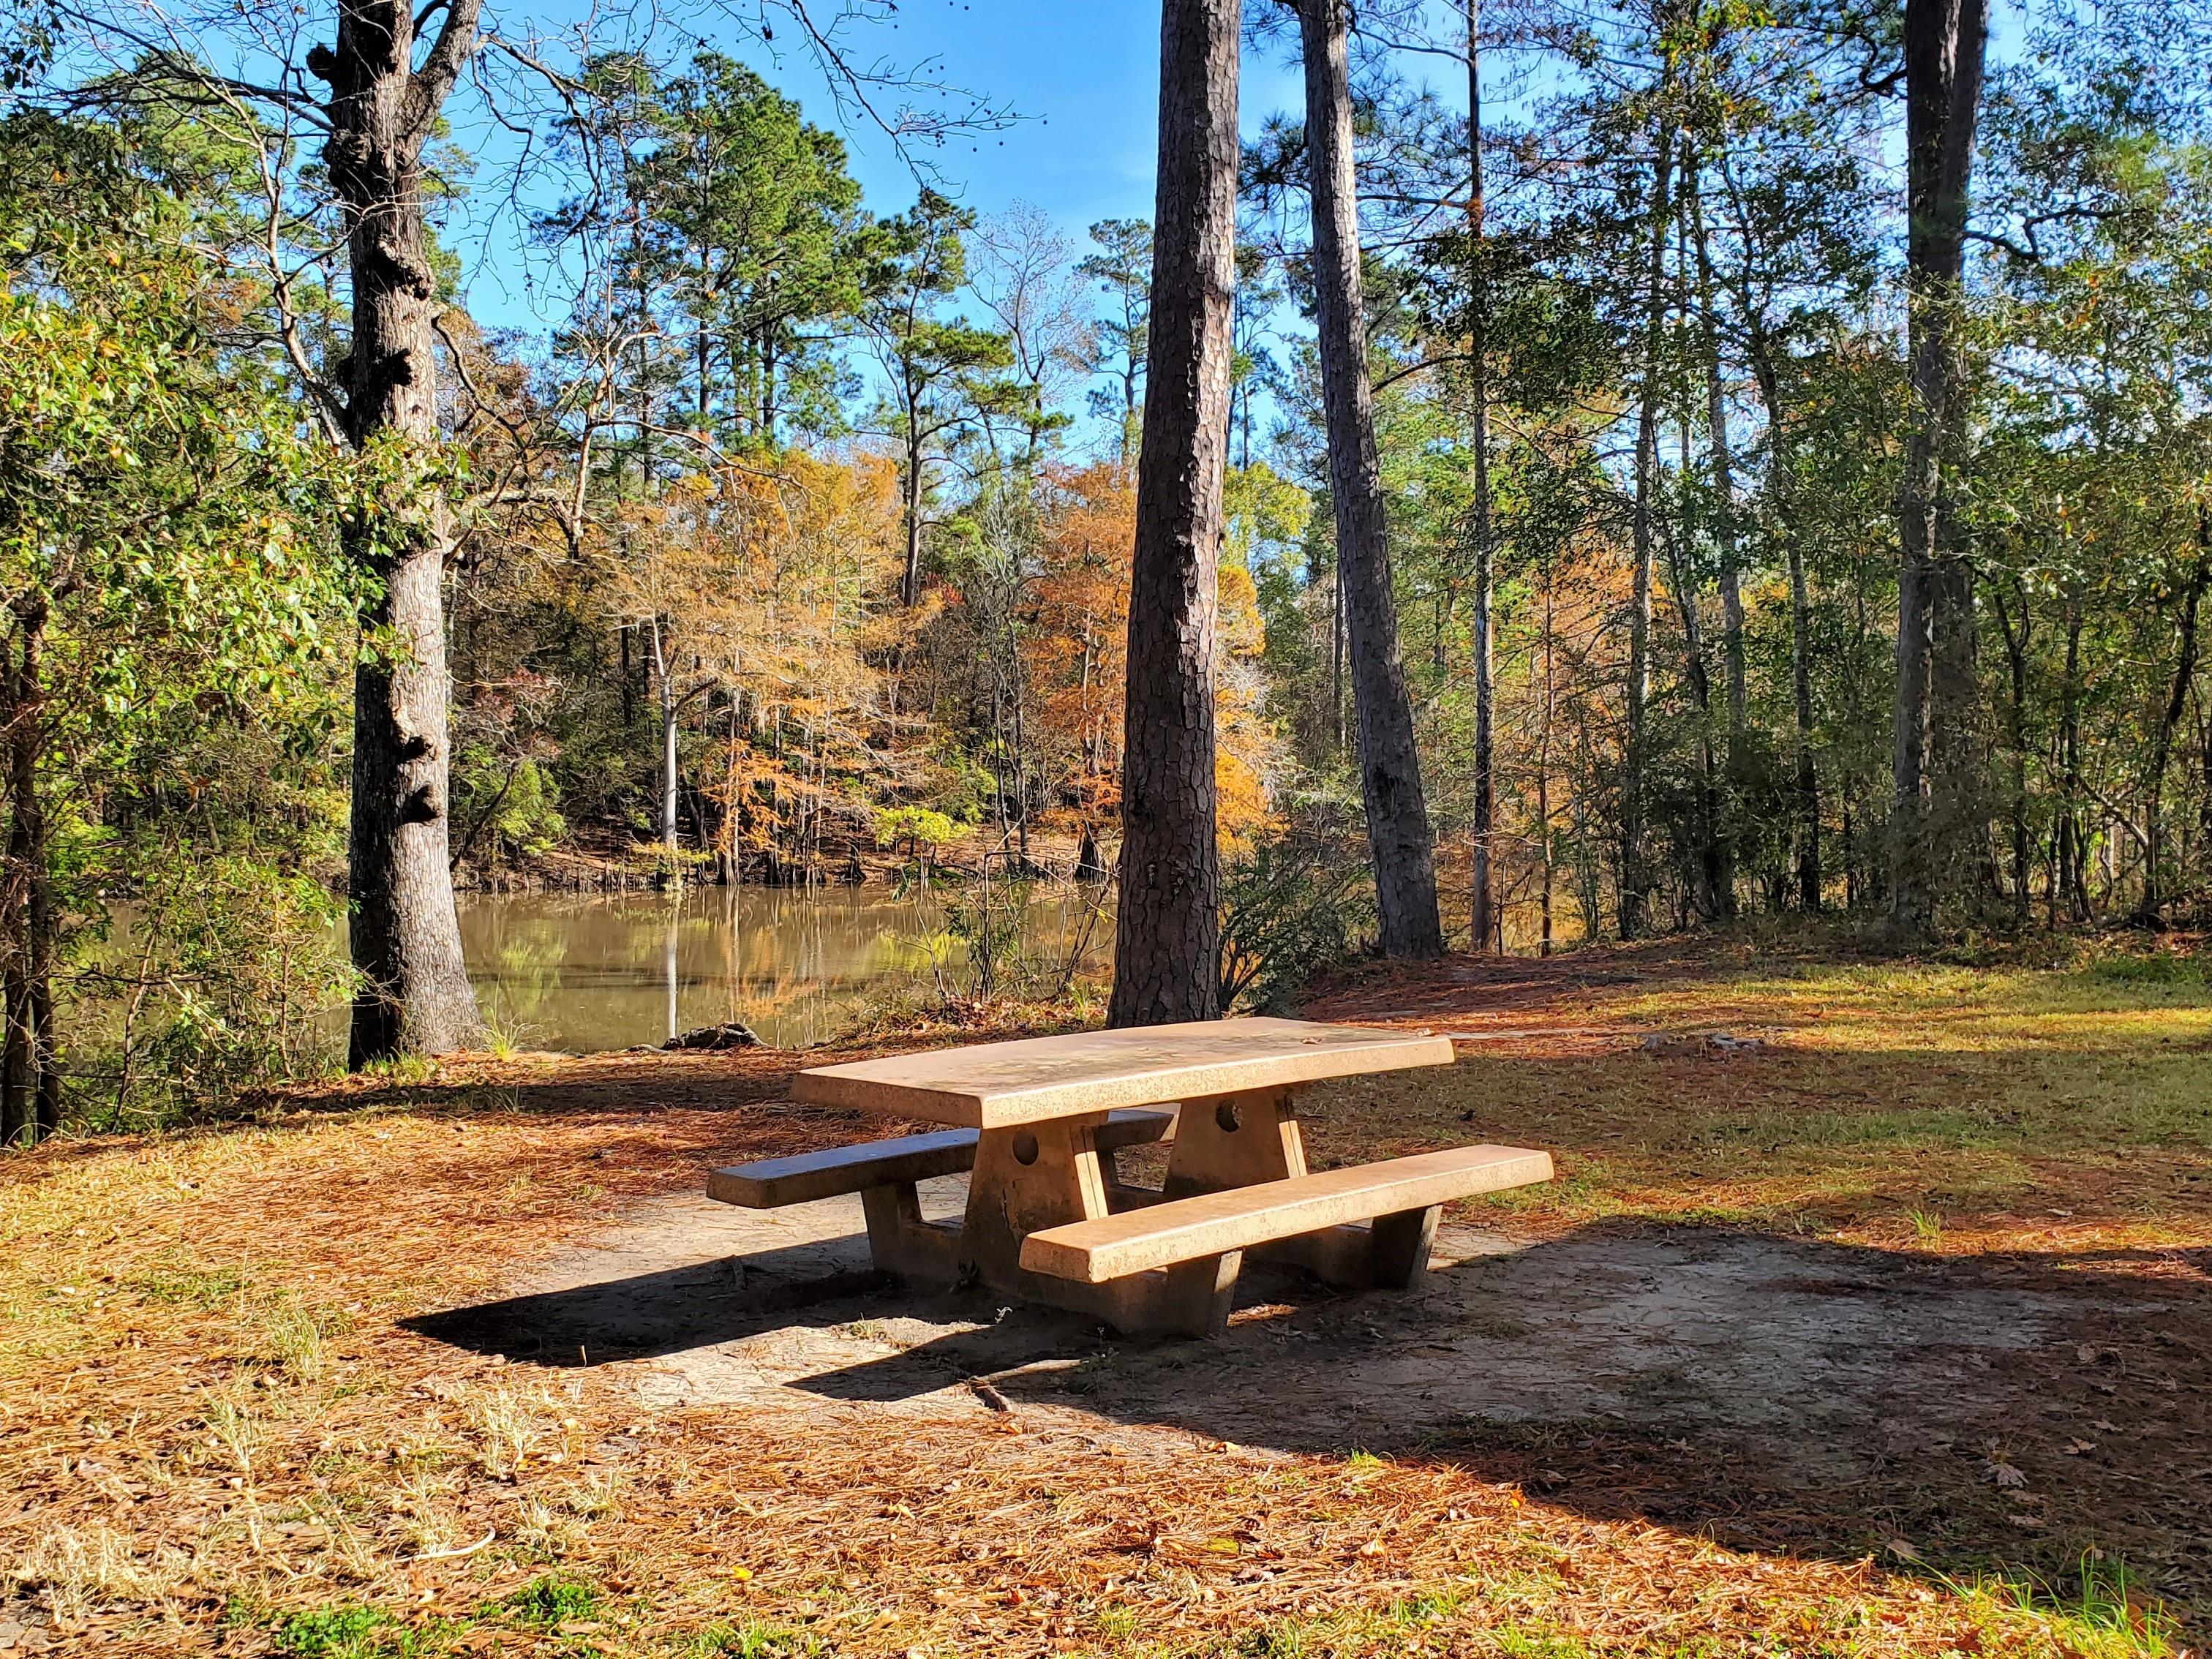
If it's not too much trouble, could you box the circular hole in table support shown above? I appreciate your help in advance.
[1215,1100,1242,1134]
[1012,1131,1039,1166]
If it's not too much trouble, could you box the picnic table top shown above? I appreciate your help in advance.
[791,1017,1456,1129]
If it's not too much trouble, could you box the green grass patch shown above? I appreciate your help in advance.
[497,1573,603,1628]
[690,1621,829,1657]
[2082,950,2205,988]
[273,1605,398,1659]
[129,1264,248,1307]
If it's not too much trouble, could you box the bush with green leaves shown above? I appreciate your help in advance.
[453,749,570,866]
[874,804,958,863]
[1217,817,1376,1014]
[1,110,363,1133]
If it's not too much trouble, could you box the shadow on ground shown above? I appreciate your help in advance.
[405,1184,2211,1623]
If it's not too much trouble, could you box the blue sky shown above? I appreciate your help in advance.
[813,0,1297,230]
[459,1,1313,334]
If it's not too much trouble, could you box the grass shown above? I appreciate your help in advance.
[0,939,2204,1656]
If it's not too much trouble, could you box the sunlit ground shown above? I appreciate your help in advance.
[3,938,2205,1656]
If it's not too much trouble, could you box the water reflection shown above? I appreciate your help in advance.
[457,886,1105,1053]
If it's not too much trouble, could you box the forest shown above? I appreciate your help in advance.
[4,0,2212,1137]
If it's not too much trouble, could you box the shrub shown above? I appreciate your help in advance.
[1217,822,1374,1013]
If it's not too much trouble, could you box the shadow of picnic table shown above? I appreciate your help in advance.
[406,1215,2211,1625]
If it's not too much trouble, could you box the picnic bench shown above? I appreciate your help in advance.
[706,1017,1553,1337]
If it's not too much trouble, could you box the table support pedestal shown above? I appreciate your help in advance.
[851,1089,1437,1336]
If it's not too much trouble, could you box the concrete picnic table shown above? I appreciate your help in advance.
[711,1017,1552,1336]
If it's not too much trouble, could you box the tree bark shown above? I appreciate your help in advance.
[1,606,58,1146]
[2137,509,2210,925]
[1622,113,1677,940]
[1689,184,1747,749]
[1298,0,1444,959]
[1538,576,1556,955]
[1464,0,1497,954]
[1889,0,1991,941]
[1686,173,1742,919]
[1669,416,1726,922]
[317,0,484,1065]
[901,414,926,606]
[2058,607,2090,922]
[0,619,25,1150]
[1787,524,1821,911]
[650,614,682,877]
[1993,579,2033,923]
[1107,0,1238,1028]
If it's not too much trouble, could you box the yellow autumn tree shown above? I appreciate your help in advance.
[603,451,906,879]
[1027,464,1279,854]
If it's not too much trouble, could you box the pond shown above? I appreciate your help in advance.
[457,885,1112,1053]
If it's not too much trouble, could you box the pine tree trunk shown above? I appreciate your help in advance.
[1298,0,1443,960]
[1538,577,1557,955]
[1993,581,2034,923]
[1669,418,1726,922]
[2137,512,2209,925]
[1464,0,1497,954]
[1690,187,1748,748]
[1107,0,1238,1028]
[1788,532,1821,910]
[2058,610,2090,922]
[1890,0,1991,941]
[1739,270,1821,914]
[650,616,681,879]
[901,421,926,606]
[0,617,27,1149]
[1622,117,1677,940]
[1687,175,1742,919]
[1,606,57,1145]
[318,0,484,1066]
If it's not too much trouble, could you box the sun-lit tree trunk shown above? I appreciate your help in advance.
[1464,0,1498,954]
[1,604,59,1146]
[1298,0,1444,959]
[1993,579,2034,923]
[1686,173,1741,920]
[316,0,485,1065]
[1108,0,1238,1027]
[648,614,681,876]
[1890,0,1991,941]
[1622,112,1677,940]
[1670,415,1726,922]
[2137,511,2209,925]
[2057,607,2091,922]
[1538,572,1557,955]
[900,383,928,606]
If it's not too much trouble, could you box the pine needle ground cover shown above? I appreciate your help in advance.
[1,942,2205,1658]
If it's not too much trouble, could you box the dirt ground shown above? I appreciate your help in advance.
[416,1156,2208,1607]
[5,938,2209,1657]
[431,1181,2104,1459]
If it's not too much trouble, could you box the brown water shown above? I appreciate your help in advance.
[458,887,1110,1053]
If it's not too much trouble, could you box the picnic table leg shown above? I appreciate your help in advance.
[958,1116,1242,1338]
[1159,1252,1242,1338]
[960,1118,1113,1289]
[859,1181,963,1282]
[1162,1086,1307,1195]
[1366,1203,1442,1289]
[1165,1086,1434,1290]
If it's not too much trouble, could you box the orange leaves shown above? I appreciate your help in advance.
[1025,464,1280,846]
